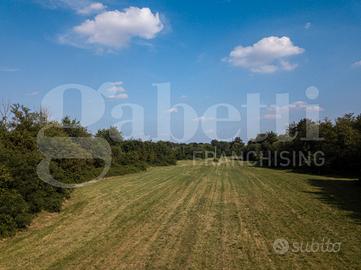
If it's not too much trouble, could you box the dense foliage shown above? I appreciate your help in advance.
[0,105,176,237]
[171,137,245,160]
[245,115,361,177]
[169,114,361,179]
[1,104,360,237]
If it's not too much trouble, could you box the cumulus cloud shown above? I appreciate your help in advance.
[352,60,361,68]
[36,0,105,15]
[99,82,128,99]
[263,101,323,120]
[304,22,312,29]
[60,7,164,51]
[225,36,304,73]
[77,2,106,15]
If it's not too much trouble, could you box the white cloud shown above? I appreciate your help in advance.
[60,7,164,50]
[225,36,304,73]
[280,60,298,71]
[263,101,323,120]
[77,2,106,15]
[36,0,104,15]
[99,82,128,99]
[167,107,178,113]
[352,60,361,68]
[304,22,312,29]
[281,101,323,112]
[263,112,282,120]
[0,67,19,72]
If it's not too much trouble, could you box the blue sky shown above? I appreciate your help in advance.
[1,0,361,141]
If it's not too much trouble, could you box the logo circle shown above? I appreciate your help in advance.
[273,238,289,255]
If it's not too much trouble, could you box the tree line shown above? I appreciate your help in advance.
[1,104,360,237]
[173,114,361,179]
[0,105,177,237]
[245,114,361,177]
[167,114,361,180]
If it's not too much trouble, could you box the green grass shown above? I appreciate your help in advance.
[0,160,360,269]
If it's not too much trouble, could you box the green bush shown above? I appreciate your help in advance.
[0,189,32,237]
[0,105,179,237]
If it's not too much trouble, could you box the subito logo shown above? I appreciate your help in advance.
[273,238,289,255]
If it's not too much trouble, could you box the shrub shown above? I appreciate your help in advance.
[0,189,32,237]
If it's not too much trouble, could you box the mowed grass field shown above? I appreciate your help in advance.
[0,161,360,269]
